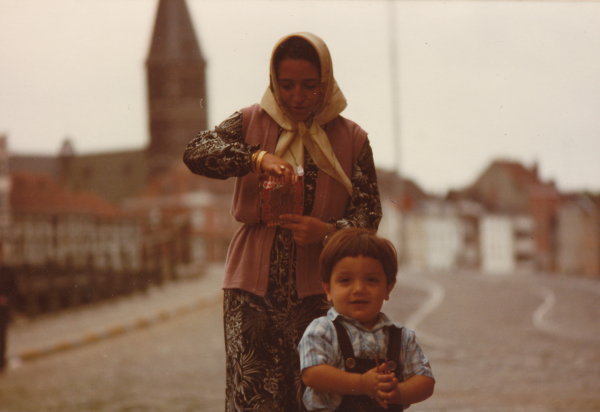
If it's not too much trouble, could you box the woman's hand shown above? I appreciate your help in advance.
[259,153,295,186]
[279,214,329,246]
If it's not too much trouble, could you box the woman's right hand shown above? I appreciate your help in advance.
[259,153,295,186]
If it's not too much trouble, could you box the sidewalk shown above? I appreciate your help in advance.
[6,263,224,367]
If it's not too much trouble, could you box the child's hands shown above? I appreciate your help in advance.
[376,372,400,405]
[359,366,380,398]
[360,364,390,409]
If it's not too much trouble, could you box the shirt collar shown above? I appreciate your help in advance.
[326,307,395,333]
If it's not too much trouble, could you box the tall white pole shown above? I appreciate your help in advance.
[388,0,401,176]
[388,0,406,264]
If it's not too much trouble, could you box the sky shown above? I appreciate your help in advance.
[1,0,600,195]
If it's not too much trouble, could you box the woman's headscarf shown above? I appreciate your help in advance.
[260,32,352,195]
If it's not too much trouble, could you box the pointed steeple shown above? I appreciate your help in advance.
[146,0,207,177]
[147,0,204,64]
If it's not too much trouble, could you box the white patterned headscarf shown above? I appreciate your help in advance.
[260,32,352,195]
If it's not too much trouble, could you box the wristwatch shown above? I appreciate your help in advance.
[322,223,335,244]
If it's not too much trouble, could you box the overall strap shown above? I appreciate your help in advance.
[386,325,401,359]
[386,325,404,382]
[333,318,357,371]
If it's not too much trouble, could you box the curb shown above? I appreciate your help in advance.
[8,291,222,366]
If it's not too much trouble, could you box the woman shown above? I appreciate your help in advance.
[183,32,382,412]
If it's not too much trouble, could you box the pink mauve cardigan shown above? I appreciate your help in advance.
[223,104,368,298]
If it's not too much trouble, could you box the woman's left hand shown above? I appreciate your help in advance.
[279,214,329,246]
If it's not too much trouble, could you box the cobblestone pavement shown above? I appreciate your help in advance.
[6,263,224,363]
[0,299,226,412]
[393,270,600,412]
[1,268,599,412]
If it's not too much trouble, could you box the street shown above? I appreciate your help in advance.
[1,301,226,412]
[1,270,599,412]
[396,270,600,411]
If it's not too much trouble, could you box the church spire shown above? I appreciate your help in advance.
[147,0,204,63]
[146,0,207,177]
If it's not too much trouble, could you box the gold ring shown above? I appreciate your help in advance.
[280,165,286,170]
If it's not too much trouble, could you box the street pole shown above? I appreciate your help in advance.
[388,0,406,265]
[389,0,400,172]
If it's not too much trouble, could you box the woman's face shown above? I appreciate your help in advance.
[276,58,321,122]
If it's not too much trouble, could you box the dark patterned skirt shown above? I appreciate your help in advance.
[224,228,329,412]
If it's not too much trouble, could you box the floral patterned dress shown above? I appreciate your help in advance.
[183,111,382,412]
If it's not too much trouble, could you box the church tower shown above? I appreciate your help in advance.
[146,0,207,177]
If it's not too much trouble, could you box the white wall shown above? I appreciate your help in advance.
[425,216,463,270]
[480,215,514,275]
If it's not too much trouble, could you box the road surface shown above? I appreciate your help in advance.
[1,269,598,412]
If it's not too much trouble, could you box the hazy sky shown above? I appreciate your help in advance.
[1,0,600,194]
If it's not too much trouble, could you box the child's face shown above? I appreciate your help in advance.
[322,255,395,331]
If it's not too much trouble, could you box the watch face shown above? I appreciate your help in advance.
[386,360,397,372]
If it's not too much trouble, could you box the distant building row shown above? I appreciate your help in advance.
[378,161,600,279]
[4,130,600,281]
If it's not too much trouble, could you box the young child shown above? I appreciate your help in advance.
[298,228,435,411]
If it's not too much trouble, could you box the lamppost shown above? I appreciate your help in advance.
[388,0,406,265]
